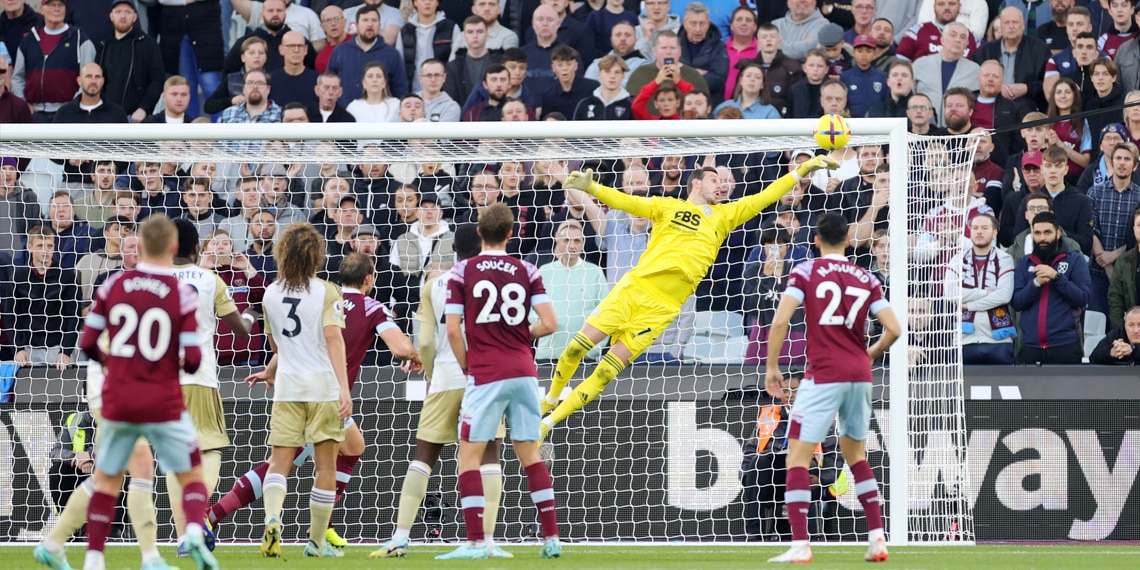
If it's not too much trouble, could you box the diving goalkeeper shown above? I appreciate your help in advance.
[540,155,839,440]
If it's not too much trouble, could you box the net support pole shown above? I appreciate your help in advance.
[886,122,911,547]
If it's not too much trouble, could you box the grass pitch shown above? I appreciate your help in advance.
[3,544,1136,570]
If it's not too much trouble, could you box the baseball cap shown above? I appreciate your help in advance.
[818,24,844,48]
[111,0,137,11]
[853,34,876,49]
[419,192,439,206]
[353,224,380,238]
[1101,122,1128,142]
[1021,150,1042,169]
[790,148,815,161]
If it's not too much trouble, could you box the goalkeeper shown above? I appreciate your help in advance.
[540,155,839,440]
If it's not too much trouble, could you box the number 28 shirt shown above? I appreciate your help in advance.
[446,251,551,385]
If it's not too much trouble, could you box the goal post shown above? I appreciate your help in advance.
[0,119,977,546]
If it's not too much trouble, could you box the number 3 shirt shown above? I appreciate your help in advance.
[446,250,551,385]
[263,277,346,402]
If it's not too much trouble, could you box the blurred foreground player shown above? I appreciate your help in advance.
[765,212,900,564]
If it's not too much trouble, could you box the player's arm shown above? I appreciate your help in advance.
[78,306,106,364]
[729,155,839,227]
[764,293,802,399]
[379,326,422,366]
[415,282,436,379]
[179,308,202,375]
[867,305,901,361]
[529,300,558,339]
[245,303,278,387]
[565,169,659,220]
[445,313,467,372]
[325,324,353,419]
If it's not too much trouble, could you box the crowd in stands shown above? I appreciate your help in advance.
[5,0,1140,369]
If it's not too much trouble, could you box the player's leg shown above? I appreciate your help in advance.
[146,412,218,570]
[125,443,160,567]
[543,323,607,413]
[542,340,633,438]
[508,377,561,559]
[836,383,887,562]
[80,420,137,570]
[262,401,309,558]
[171,386,229,541]
[208,446,308,526]
[305,438,342,557]
[481,437,505,554]
[326,419,364,548]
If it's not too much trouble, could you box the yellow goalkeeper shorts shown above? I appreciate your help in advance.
[586,279,683,359]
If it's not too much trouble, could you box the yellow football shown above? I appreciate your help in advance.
[813,114,851,151]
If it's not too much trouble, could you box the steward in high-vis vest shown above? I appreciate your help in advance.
[49,411,96,511]
[740,373,847,541]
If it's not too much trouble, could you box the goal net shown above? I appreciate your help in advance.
[0,120,978,546]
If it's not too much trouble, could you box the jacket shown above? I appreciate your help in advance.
[1011,248,1090,349]
[0,89,33,123]
[786,79,822,119]
[912,55,979,126]
[678,24,728,102]
[328,36,409,104]
[1083,83,1126,145]
[306,103,356,123]
[866,93,910,118]
[158,0,225,75]
[635,13,680,60]
[10,263,81,351]
[50,411,96,466]
[12,26,96,112]
[142,112,192,124]
[96,25,164,116]
[1011,186,1095,255]
[987,95,1033,168]
[1108,247,1139,330]
[759,51,803,118]
[443,48,504,106]
[772,9,828,60]
[973,35,1050,105]
[224,25,315,75]
[841,64,891,119]
[1116,36,1140,92]
[53,98,129,124]
[573,87,633,121]
[1089,327,1140,364]
[523,13,597,62]
[391,222,454,276]
[1006,227,1083,264]
[399,13,455,89]
[0,3,40,62]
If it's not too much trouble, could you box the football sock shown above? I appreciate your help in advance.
[457,470,485,545]
[334,454,360,506]
[262,473,288,523]
[395,460,431,532]
[180,481,209,542]
[547,351,626,426]
[86,491,116,554]
[166,470,185,537]
[209,461,268,525]
[49,478,93,544]
[481,463,503,542]
[201,450,222,499]
[548,333,597,403]
[851,460,884,532]
[126,478,157,557]
[785,466,812,542]
[524,462,559,539]
[308,487,336,548]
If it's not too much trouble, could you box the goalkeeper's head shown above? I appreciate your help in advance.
[815,212,849,254]
[173,217,201,263]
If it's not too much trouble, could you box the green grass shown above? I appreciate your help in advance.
[3,544,1137,570]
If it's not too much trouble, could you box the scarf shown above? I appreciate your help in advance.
[960,249,1017,340]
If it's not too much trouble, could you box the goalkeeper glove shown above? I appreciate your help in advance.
[795,155,840,178]
[565,169,598,194]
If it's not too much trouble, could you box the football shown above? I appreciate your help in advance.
[814,114,851,151]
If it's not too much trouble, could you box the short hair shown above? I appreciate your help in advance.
[251,207,277,220]
[654,30,680,47]
[1113,141,1140,161]
[173,218,201,259]
[1068,6,1091,20]
[551,45,578,62]
[338,252,375,288]
[51,189,71,202]
[555,218,584,238]
[1042,144,1068,165]
[888,59,913,75]
[816,212,848,247]
[1023,111,1048,124]
[421,58,445,71]
[682,89,710,106]
[463,15,486,29]
[401,93,424,103]
[316,71,342,85]
[820,78,848,93]
[104,216,135,232]
[282,101,308,115]
[27,224,56,241]
[453,223,482,260]
[355,4,380,22]
[715,105,743,119]
[1074,31,1098,43]
[597,54,629,73]
[503,48,527,64]
[1031,211,1061,230]
[274,223,326,291]
[164,75,189,90]
[478,202,514,244]
[1091,56,1118,77]
[139,215,177,258]
[241,36,268,54]
[684,2,709,17]
[1025,191,1054,209]
[114,190,139,205]
[944,86,975,108]
[245,68,270,86]
[804,48,828,64]
[736,7,760,26]
[483,63,508,82]
[688,166,718,187]
[653,80,682,101]
[971,213,998,230]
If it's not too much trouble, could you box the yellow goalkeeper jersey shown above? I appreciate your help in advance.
[592,173,797,306]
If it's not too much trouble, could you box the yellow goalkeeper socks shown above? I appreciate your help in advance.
[549,333,597,403]
[48,478,93,544]
[481,463,503,540]
[548,352,626,426]
[395,460,431,531]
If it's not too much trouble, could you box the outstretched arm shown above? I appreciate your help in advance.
[565,169,660,220]
[729,155,839,228]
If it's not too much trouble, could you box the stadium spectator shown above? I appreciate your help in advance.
[205,36,268,116]
[8,224,80,370]
[845,0,876,42]
[0,0,40,62]
[48,410,96,513]
[634,0,680,58]
[535,219,607,361]
[157,0,226,119]
[451,0,518,58]
[143,76,193,124]
[539,46,598,118]
[1089,306,1140,364]
[444,17,503,106]
[75,216,133,302]
[344,0,406,47]
[973,60,1031,168]
[868,17,899,71]
[1083,57,1126,143]
[724,8,758,96]
[232,0,326,50]
[182,178,226,240]
[110,190,141,225]
[454,168,504,225]
[415,59,460,121]
[462,63,515,121]
[219,176,263,252]
[11,0,96,121]
[256,163,305,226]
[754,23,803,118]
[583,0,637,63]
[1108,206,1140,326]
[219,69,283,125]
[785,48,828,119]
[397,0,455,93]
[632,77,687,120]
[1010,146,1095,255]
[1043,7,1092,97]
[743,226,813,366]
[397,93,426,122]
[1012,211,1090,364]
[1087,143,1140,314]
[905,92,936,135]
[1045,78,1092,179]
[866,60,913,118]
[243,207,279,281]
[329,5,409,104]
[200,229,268,365]
[573,54,631,120]
[520,4,569,88]
[270,30,319,108]
[680,89,711,118]
[1096,0,1137,59]
[940,86,975,135]
[626,31,708,109]
[390,192,452,327]
[352,145,401,221]
[913,23,978,124]
[347,61,399,123]
[73,160,117,229]
[307,71,355,122]
[840,34,888,117]
[584,21,645,89]
[315,5,351,73]
[898,0,980,62]
[225,0,316,75]
[818,23,849,77]
[0,52,32,124]
[973,7,1050,108]
[972,129,1005,203]
[771,0,829,61]
[46,191,93,270]
[1006,193,1083,264]
[96,0,163,124]
[678,2,727,103]
[1078,123,1131,192]
[385,184,419,240]
[944,214,1017,364]
[54,62,129,124]
[0,156,39,256]
[713,62,780,119]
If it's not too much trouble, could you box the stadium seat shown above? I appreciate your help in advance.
[691,311,746,339]
[1084,311,1106,340]
[683,311,748,364]
[1084,334,1105,361]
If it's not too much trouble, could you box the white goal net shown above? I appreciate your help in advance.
[0,120,977,546]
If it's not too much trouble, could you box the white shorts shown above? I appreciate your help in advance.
[96,411,201,476]
[789,379,873,444]
[459,376,541,443]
